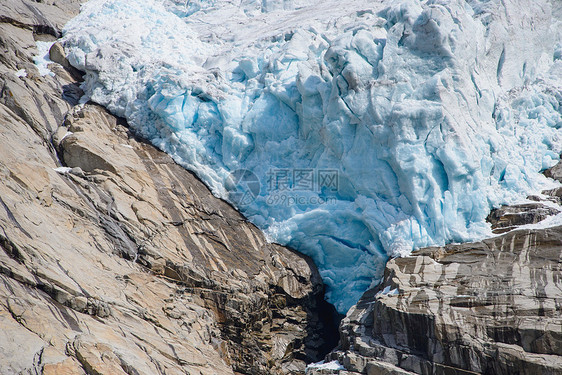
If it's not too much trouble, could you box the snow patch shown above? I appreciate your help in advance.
[15,69,27,78]
[377,285,399,297]
[306,360,345,372]
[33,41,55,77]
[53,167,72,174]
[60,131,74,142]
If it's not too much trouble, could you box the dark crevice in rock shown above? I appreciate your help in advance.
[0,197,33,240]
[321,227,562,374]
[61,82,84,104]
[281,246,342,363]
[23,0,61,38]
[0,16,33,30]
[0,232,26,264]
[305,294,342,361]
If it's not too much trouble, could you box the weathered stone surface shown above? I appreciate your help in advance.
[486,203,559,234]
[544,160,562,183]
[314,227,562,375]
[0,1,337,374]
[0,0,81,38]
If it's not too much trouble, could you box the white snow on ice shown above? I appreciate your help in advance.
[53,167,73,174]
[33,41,55,77]
[60,131,74,142]
[306,360,345,372]
[62,0,562,312]
[377,285,399,297]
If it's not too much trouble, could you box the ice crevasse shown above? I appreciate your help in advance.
[62,0,562,312]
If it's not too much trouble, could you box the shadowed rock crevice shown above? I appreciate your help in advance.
[312,227,562,375]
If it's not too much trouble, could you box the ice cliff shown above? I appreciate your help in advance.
[62,0,562,312]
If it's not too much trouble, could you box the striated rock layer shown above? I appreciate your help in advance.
[0,1,337,374]
[309,225,562,375]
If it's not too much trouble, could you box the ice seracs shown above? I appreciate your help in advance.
[62,0,562,312]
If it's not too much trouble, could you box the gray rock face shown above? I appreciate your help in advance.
[544,162,562,183]
[486,203,560,234]
[310,226,562,375]
[0,1,337,374]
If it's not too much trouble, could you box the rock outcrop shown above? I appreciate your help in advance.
[486,203,560,234]
[0,1,337,374]
[307,137,562,375]
[309,225,562,375]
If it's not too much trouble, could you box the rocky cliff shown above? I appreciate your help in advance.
[308,198,562,374]
[0,1,337,374]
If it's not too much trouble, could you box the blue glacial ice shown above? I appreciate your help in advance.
[62,0,562,312]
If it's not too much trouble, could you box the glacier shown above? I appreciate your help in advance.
[62,0,562,312]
